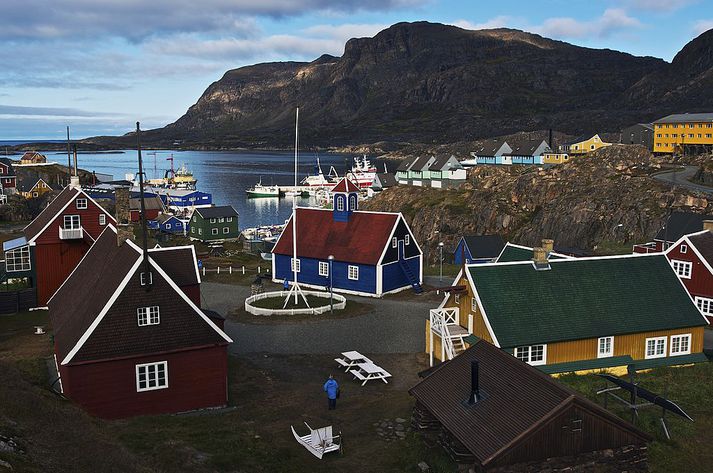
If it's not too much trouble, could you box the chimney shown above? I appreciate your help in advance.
[115,187,133,246]
[541,238,554,255]
[533,247,550,270]
[468,360,480,405]
[69,145,80,188]
[704,220,713,232]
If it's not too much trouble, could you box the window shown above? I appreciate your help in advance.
[193,216,197,222]
[392,237,397,248]
[689,134,694,138]
[471,297,477,312]
[454,294,460,304]
[198,228,202,235]
[219,217,224,223]
[590,144,595,150]
[99,214,106,225]
[657,134,662,138]
[291,258,301,272]
[136,361,168,392]
[63,215,80,229]
[137,306,160,326]
[680,244,687,253]
[75,198,87,209]
[348,265,359,280]
[191,227,195,234]
[223,227,229,234]
[695,296,713,316]
[211,228,218,235]
[140,271,152,286]
[226,217,233,222]
[32,192,38,198]
[645,337,667,359]
[671,260,692,279]
[349,195,356,210]
[514,345,546,366]
[336,196,344,211]
[210,218,216,223]
[165,223,172,229]
[319,261,329,277]
[405,234,410,246]
[598,336,613,358]
[670,334,691,356]
[707,134,712,138]
[5,246,30,272]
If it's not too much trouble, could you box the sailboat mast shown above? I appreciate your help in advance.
[292,107,299,303]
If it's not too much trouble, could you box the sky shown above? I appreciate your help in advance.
[1,0,711,140]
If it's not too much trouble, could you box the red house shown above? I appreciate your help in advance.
[633,212,712,253]
[49,225,232,418]
[665,224,713,323]
[130,196,164,222]
[0,158,17,194]
[2,185,116,305]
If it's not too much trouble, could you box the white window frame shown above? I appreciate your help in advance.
[223,227,229,234]
[336,196,344,211]
[597,336,614,358]
[136,361,168,392]
[5,246,31,272]
[210,218,216,223]
[63,214,81,230]
[670,334,691,356]
[140,271,153,286]
[695,296,713,316]
[645,336,667,359]
[75,198,88,210]
[291,258,301,273]
[99,214,106,225]
[348,265,359,280]
[198,228,202,235]
[514,345,547,366]
[318,261,329,277]
[211,228,218,235]
[137,306,160,326]
[680,244,687,254]
[191,227,195,234]
[471,297,477,312]
[219,217,224,223]
[671,260,692,279]
[165,223,172,229]
[226,217,233,222]
[405,234,410,246]
[392,237,397,248]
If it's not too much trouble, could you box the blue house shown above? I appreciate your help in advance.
[469,138,550,165]
[149,213,187,234]
[453,235,506,264]
[271,178,423,297]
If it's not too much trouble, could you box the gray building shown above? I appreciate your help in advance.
[621,123,654,150]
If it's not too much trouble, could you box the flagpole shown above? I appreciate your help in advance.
[292,107,299,304]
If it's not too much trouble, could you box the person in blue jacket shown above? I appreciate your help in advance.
[323,374,339,410]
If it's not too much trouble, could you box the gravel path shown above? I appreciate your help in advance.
[201,282,437,355]
[654,165,713,195]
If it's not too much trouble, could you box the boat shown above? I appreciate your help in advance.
[346,155,377,188]
[246,178,280,198]
[300,157,339,188]
[172,163,197,189]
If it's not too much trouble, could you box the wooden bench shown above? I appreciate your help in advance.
[335,358,351,369]
[350,369,368,382]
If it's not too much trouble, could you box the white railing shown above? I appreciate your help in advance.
[59,227,83,240]
[430,308,459,362]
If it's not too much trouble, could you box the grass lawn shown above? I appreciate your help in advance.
[423,263,460,277]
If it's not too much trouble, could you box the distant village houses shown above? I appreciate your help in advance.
[467,138,551,165]
[19,151,47,165]
[621,123,654,150]
[558,134,611,155]
[653,112,713,155]
[396,155,466,188]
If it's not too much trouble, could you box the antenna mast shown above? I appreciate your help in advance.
[136,122,152,290]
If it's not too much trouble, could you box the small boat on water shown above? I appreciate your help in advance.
[346,155,377,188]
[301,157,339,188]
[246,178,279,198]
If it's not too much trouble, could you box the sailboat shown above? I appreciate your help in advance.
[301,156,339,188]
[246,177,279,198]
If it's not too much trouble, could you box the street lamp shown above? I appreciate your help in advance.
[328,255,334,314]
[438,242,444,283]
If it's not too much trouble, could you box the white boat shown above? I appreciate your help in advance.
[246,178,279,198]
[301,157,340,188]
[346,155,377,188]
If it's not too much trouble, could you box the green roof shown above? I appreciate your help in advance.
[468,254,707,349]
[496,243,568,263]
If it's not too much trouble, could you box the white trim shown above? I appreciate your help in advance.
[464,268,500,347]
[670,259,692,279]
[644,336,667,359]
[694,296,713,316]
[597,336,614,358]
[670,333,692,356]
[513,344,547,366]
[147,244,202,284]
[347,265,359,280]
[376,263,383,295]
[135,360,168,392]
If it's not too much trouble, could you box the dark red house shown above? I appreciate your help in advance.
[633,212,712,253]
[130,196,163,222]
[0,158,17,194]
[665,225,713,323]
[2,185,116,305]
[49,225,232,418]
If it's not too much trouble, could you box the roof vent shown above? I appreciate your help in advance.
[532,247,551,271]
[468,360,480,405]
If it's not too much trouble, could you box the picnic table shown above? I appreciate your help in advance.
[349,361,392,386]
[334,351,371,372]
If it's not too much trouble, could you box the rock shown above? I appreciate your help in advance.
[417,461,430,472]
[395,417,407,423]
[395,431,406,438]
[395,424,405,431]
[0,460,11,470]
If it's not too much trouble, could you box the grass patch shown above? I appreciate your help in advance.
[594,240,636,255]
[423,263,460,277]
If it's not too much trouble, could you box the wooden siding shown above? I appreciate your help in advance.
[667,242,713,299]
[35,241,91,305]
[59,345,228,419]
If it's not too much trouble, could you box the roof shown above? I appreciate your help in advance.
[502,139,549,156]
[655,212,712,242]
[49,226,229,364]
[468,254,708,348]
[622,123,654,132]
[460,235,506,260]
[130,196,164,211]
[22,187,79,241]
[155,213,181,224]
[331,177,360,193]
[687,230,713,267]
[430,155,462,171]
[561,134,598,146]
[16,174,49,192]
[194,205,239,219]
[20,151,46,162]
[148,245,200,287]
[374,173,398,188]
[409,341,650,466]
[474,139,507,156]
[495,242,570,263]
[0,158,16,175]
[272,208,399,265]
[654,113,713,124]
[396,156,420,172]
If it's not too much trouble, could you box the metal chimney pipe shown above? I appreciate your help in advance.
[73,145,78,177]
[469,360,480,404]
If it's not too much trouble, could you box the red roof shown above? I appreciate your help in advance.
[272,208,399,265]
[331,177,360,193]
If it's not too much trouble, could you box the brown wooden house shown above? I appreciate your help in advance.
[49,225,232,418]
[411,340,651,472]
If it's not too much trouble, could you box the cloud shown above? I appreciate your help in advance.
[624,0,696,13]
[533,8,642,39]
[693,19,713,35]
[0,104,119,118]
[451,16,512,31]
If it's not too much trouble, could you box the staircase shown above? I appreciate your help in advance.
[429,308,469,364]
[398,259,423,294]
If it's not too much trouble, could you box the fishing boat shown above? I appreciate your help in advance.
[346,155,377,188]
[246,178,279,198]
[172,163,197,189]
[300,157,339,188]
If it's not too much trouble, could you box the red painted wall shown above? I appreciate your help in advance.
[35,197,114,245]
[181,284,201,308]
[36,242,91,305]
[1,177,16,189]
[666,242,713,322]
[59,345,228,419]
[131,209,160,223]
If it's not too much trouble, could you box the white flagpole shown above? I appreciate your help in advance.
[292,107,299,304]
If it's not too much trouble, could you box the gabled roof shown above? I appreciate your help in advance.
[468,254,708,349]
[429,155,462,171]
[561,134,599,146]
[49,226,229,365]
[0,158,16,175]
[502,138,549,156]
[194,205,239,219]
[685,230,713,269]
[495,242,571,263]
[154,213,181,225]
[409,341,650,466]
[331,177,360,193]
[655,212,712,242]
[396,156,420,172]
[460,235,506,260]
[654,113,713,124]
[373,173,398,188]
[272,208,401,265]
[130,196,164,211]
[16,174,52,193]
[474,139,507,156]
[148,245,200,287]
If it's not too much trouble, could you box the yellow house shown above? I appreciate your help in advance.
[19,151,47,164]
[542,152,570,164]
[18,177,54,199]
[426,249,708,375]
[653,113,713,154]
[558,134,611,155]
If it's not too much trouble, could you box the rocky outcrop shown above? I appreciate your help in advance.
[362,145,712,260]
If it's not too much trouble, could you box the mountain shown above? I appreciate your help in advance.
[91,22,713,149]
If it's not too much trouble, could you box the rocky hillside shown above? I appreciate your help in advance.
[87,22,713,149]
[362,145,712,261]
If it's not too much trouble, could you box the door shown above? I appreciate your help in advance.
[398,240,405,261]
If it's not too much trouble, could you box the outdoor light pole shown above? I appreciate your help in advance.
[328,255,334,314]
[438,242,444,283]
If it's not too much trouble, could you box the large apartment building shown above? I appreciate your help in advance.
[653,113,713,154]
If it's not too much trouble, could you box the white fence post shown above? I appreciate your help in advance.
[217,266,220,274]
[202,267,206,276]
[258,266,261,274]
[229,266,232,274]
[242,266,245,275]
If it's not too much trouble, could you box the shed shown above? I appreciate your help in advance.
[454,235,505,264]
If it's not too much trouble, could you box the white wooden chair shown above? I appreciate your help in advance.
[291,423,342,459]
